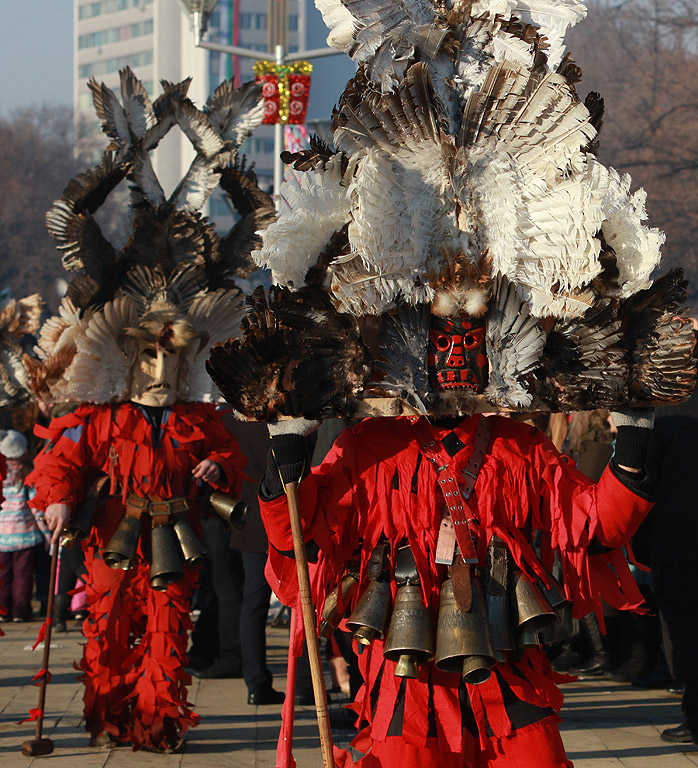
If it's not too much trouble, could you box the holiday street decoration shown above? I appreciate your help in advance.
[25,68,274,753]
[254,60,313,124]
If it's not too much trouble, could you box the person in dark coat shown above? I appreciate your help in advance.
[642,387,698,744]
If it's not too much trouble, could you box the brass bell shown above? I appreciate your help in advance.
[173,518,207,567]
[346,578,392,646]
[320,574,359,638]
[209,492,248,530]
[103,516,141,570]
[510,570,559,633]
[517,624,541,649]
[435,578,496,684]
[537,574,570,611]
[150,523,185,590]
[383,585,434,679]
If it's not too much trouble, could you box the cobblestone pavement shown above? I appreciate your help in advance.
[1,619,697,767]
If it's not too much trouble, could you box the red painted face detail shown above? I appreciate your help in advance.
[427,316,488,392]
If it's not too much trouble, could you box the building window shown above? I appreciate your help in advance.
[239,13,267,31]
[78,18,153,49]
[78,0,152,20]
[254,137,275,154]
[289,14,298,32]
[79,49,153,78]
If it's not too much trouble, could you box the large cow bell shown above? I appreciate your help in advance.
[150,523,185,590]
[383,585,434,679]
[510,570,558,633]
[173,517,207,567]
[320,574,359,639]
[102,516,140,570]
[346,578,392,646]
[435,578,496,684]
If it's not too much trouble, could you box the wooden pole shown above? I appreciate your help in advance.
[284,480,335,768]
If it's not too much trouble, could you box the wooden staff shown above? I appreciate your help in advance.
[284,480,335,768]
[21,543,60,756]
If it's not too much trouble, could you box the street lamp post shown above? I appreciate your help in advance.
[178,0,343,206]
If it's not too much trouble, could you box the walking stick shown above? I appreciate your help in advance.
[21,542,60,756]
[285,480,335,768]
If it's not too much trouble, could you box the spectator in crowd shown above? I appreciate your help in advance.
[0,430,47,621]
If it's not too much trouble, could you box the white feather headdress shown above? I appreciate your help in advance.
[29,69,274,405]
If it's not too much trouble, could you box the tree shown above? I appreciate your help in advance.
[0,105,80,310]
[568,0,698,311]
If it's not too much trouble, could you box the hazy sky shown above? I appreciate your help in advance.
[0,1,353,118]
[0,2,74,113]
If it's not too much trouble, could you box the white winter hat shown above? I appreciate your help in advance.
[0,429,28,459]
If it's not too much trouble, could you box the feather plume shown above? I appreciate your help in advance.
[485,276,545,407]
[620,270,697,404]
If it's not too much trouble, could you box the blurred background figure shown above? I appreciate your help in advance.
[190,417,284,706]
[0,429,47,622]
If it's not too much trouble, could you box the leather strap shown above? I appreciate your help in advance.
[413,416,493,565]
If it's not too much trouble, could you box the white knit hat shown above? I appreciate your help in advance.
[0,429,28,459]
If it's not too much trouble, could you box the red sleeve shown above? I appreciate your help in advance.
[26,406,103,512]
[198,405,248,498]
[527,428,654,622]
[259,426,360,606]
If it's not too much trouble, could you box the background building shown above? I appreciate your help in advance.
[74,0,353,231]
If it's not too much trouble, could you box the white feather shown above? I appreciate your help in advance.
[254,155,353,289]
[55,297,137,404]
[178,289,246,402]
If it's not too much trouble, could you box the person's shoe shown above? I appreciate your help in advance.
[140,738,186,754]
[667,682,685,697]
[661,723,697,744]
[550,647,585,673]
[329,708,358,730]
[295,689,315,706]
[604,668,635,683]
[190,661,242,679]
[89,732,127,749]
[632,669,672,688]
[568,652,611,676]
[248,688,285,706]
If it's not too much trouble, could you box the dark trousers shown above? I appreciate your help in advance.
[239,551,274,695]
[200,516,243,668]
[0,547,35,620]
[653,564,698,734]
[197,519,275,694]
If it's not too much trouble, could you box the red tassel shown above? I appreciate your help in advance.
[32,668,52,685]
[17,707,43,724]
[32,619,49,651]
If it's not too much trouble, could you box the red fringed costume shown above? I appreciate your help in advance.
[28,402,246,750]
[260,415,653,768]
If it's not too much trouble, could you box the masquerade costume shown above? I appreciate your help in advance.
[205,1,697,766]
[258,414,653,768]
[26,69,274,752]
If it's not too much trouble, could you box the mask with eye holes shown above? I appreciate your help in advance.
[426,315,488,393]
[129,336,182,407]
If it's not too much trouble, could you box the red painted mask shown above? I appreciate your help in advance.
[427,316,488,392]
